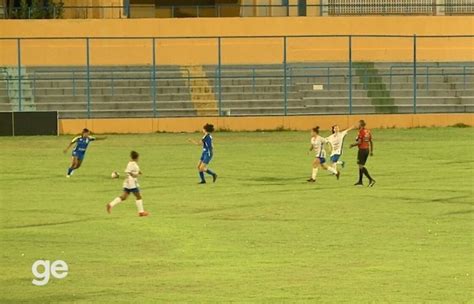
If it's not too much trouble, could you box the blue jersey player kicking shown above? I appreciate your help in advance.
[63,128,106,178]
[188,123,218,184]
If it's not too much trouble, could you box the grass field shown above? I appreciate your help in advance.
[0,127,473,303]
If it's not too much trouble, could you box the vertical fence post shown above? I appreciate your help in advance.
[348,35,352,114]
[413,34,417,114]
[72,71,76,96]
[152,38,157,117]
[283,36,288,115]
[86,38,91,118]
[217,37,222,116]
[17,38,22,112]
[463,66,466,90]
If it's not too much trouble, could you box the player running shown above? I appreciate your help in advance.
[188,123,218,184]
[307,126,340,183]
[350,120,376,187]
[106,151,149,217]
[326,125,354,171]
[63,128,106,178]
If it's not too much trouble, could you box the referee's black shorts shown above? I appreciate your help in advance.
[357,149,370,165]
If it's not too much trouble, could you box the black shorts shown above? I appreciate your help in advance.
[357,149,370,165]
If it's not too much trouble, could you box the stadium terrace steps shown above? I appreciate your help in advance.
[0,63,471,118]
[186,66,218,116]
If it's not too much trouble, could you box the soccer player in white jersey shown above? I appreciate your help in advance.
[106,151,149,217]
[326,124,354,171]
[307,126,340,183]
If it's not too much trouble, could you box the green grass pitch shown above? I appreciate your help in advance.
[0,127,473,303]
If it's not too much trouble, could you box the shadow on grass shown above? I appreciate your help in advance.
[0,289,138,304]
[2,217,110,230]
[367,194,473,207]
[438,209,474,216]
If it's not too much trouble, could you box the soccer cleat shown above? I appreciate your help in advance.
[106,203,112,214]
[212,174,218,183]
[335,171,340,180]
[307,178,316,183]
[139,211,150,217]
[368,179,376,187]
[198,181,206,184]
[341,161,345,168]
[354,182,363,186]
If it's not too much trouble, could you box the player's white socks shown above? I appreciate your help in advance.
[327,166,338,175]
[311,168,319,180]
[109,197,122,208]
[135,200,144,213]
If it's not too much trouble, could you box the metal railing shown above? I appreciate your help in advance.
[1,3,473,19]
[0,35,472,118]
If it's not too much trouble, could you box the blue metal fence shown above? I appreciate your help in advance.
[0,34,473,118]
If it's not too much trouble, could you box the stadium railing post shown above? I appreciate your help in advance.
[217,37,222,116]
[413,34,417,114]
[283,36,288,116]
[17,38,22,112]
[152,38,157,117]
[86,38,91,118]
[348,35,352,115]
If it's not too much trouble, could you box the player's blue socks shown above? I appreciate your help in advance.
[67,167,74,176]
[199,171,205,182]
[205,169,216,176]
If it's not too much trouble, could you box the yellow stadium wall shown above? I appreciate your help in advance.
[0,17,473,66]
[59,113,474,134]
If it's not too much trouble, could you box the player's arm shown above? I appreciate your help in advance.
[350,137,361,149]
[344,126,356,133]
[187,138,201,145]
[369,138,374,156]
[63,137,78,153]
[129,172,140,178]
[326,141,333,153]
[91,135,107,141]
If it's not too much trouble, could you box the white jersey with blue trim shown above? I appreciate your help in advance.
[311,135,327,158]
[326,130,348,156]
[123,161,140,189]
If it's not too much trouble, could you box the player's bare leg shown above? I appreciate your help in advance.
[133,192,149,217]
[354,164,365,186]
[307,159,320,182]
[67,157,79,178]
[201,162,217,183]
[107,192,129,214]
[322,163,340,180]
[197,161,207,184]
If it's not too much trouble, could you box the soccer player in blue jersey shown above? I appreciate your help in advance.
[63,128,106,178]
[188,123,218,184]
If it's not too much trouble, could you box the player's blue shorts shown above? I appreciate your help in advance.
[316,157,326,164]
[200,152,213,164]
[124,187,140,194]
[330,154,341,163]
[72,150,86,160]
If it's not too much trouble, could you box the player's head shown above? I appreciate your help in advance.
[81,128,90,137]
[203,123,214,134]
[358,120,366,129]
[130,150,139,161]
[331,125,339,134]
[311,126,320,136]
